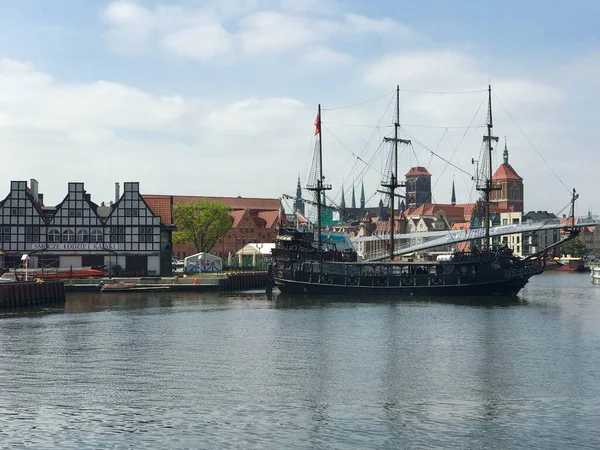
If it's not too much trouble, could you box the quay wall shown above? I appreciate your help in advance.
[0,281,66,308]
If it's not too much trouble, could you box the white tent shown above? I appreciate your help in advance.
[184,252,222,273]
[236,243,276,256]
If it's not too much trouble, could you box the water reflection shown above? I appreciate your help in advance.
[64,293,175,314]
[0,274,598,448]
[272,291,527,309]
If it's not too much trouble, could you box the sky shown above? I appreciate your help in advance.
[1,0,599,218]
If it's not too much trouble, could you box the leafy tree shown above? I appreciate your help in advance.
[561,236,587,257]
[173,200,232,253]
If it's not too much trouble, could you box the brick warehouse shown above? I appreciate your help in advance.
[143,195,283,259]
[0,180,173,275]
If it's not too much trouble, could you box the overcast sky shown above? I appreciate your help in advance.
[1,0,599,218]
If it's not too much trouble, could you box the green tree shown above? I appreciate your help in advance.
[173,200,232,253]
[561,236,587,257]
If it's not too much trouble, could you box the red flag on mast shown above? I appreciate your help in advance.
[314,114,320,135]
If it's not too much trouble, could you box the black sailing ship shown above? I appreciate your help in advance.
[270,86,579,296]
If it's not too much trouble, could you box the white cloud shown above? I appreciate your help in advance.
[101,1,413,62]
[0,58,315,204]
[343,13,413,37]
[160,12,234,60]
[300,46,354,64]
[238,11,338,54]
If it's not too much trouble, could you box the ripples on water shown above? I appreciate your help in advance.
[1,273,600,448]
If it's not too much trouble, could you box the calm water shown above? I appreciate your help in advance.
[1,273,600,449]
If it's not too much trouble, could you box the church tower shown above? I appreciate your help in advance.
[405,166,432,208]
[451,178,456,206]
[293,176,305,216]
[360,181,365,209]
[490,138,524,212]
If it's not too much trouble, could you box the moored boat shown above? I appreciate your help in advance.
[553,256,585,272]
[271,85,581,297]
[12,267,107,279]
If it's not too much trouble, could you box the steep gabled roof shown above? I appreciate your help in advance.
[492,163,522,181]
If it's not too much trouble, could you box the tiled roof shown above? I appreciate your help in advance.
[144,195,172,224]
[258,210,279,228]
[143,194,282,226]
[166,195,280,211]
[492,163,522,181]
[230,210,246,227]
[405,166,431,177]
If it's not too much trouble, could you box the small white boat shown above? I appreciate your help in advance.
[591,266,600,285]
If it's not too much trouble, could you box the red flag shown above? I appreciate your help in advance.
[314,114,320,135]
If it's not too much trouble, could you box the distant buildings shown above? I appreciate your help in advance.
[311,139,572,259]
[143,195,283,260]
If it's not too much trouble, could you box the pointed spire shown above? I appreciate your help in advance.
[360,181,365,209]
[322,191,326,206]
[503,136,509,165]
[451,177,456,206]
[340,185,346,209]
[351,183,356,209]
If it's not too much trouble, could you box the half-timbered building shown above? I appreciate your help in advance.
[0,180,173,275]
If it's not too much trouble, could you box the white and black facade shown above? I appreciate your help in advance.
[0,180,173,275]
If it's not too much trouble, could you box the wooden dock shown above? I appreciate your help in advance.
[0,280,66,308]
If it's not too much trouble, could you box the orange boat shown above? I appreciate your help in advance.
[12,267,107,279]
[553,256,585,272]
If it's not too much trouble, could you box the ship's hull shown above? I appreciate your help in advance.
[275,276,529,297]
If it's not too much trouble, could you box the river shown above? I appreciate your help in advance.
[1,272,599,448]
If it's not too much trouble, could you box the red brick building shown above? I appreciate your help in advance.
[143,195,283,259]
[490,141,524,212]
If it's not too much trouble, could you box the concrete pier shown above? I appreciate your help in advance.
[62,272,269,293]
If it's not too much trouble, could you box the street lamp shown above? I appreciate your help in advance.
[256,242,263,269]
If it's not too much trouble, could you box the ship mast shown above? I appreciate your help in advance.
[381,86,410,260]
[306,104,331,250]
[478,85,499,250]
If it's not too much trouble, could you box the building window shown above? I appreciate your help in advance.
[91,230,103,242]
[11,208,17,215]
[119,227,124,234]
[111,235,118,243]
[69,210,76,217]
[140,227,145,234]
[26,227,32,234]
[125,209,132,216]
[132,209,139,217]
[77,229,89,242]
[76,210,83,217]
[140,235,145,242]
[118,235,125,242]
[111,227,118,234]
[25,235,32,242]
[33,235,39,243]
[33,226,39,234]
[48,229,60,242]
[146,234,153,242]
[63,229,75,242]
